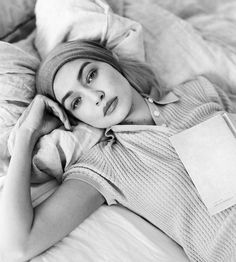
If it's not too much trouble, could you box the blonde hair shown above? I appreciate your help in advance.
[117,55,164,98]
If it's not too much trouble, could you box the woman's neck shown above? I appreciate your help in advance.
[122,90,155,125]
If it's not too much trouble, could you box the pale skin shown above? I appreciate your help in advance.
[0,59,153,261]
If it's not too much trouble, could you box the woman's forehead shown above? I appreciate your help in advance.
[55,59,91,80]
[53,60,83,101]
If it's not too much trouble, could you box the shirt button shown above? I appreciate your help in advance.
[153,110,160,117]
[148,98,154,103]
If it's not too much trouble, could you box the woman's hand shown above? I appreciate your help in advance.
[18,94,71,139]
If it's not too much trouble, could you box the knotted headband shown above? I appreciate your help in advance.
[36,40,122,100]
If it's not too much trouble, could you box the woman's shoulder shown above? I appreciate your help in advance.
[175,75,213,91]
[173,76,221,100]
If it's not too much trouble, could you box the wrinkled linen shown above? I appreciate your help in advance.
[35,0,145,61]
[0,38,38,178]
[31,205,189,262]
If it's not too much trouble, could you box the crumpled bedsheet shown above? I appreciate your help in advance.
[0,37,38,188]
[31,205,190,262]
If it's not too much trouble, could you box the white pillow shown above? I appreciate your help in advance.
[0,40,39,177]
[0,0,36,42]
[35,0,145,60]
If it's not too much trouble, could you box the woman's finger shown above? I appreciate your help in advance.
[18,98,36,127]
[44,98,71,130]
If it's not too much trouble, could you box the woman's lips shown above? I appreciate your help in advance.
[104,97,118,116]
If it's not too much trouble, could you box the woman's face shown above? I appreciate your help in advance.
[53,59,135,128]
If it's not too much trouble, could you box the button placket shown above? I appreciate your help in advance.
[148,98,154,103]
[146,96,167,127]
[151,106,164,126]
[153,110,160,117]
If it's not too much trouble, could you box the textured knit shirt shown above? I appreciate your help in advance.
[63,76,236,262]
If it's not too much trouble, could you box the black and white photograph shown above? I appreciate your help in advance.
[0,0,236,261]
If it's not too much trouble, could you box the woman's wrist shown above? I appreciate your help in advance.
[15,127,40,151]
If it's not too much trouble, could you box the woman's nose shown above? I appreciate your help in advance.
[95,91,105,106]
[86,90,105,105]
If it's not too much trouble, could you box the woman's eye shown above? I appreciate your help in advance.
[71,97,81,110]
[86,69,97,84]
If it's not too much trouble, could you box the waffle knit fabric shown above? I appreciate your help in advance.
[63,77,236,262]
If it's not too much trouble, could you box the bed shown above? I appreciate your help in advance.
[1,0,236,261]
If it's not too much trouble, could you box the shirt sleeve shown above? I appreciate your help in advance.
[62,145,120,206]
[197,76,236,112]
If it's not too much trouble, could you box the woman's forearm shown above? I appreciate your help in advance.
[0,128,38,256]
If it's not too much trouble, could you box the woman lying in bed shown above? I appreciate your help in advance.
[1,38,236,262]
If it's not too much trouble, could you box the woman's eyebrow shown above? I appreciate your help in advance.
[77,61,91,81]
[61,91,73,107]
[61,61,91,107]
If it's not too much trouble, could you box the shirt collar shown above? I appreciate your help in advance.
[104,91,179,138]
[141,91,179,105]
